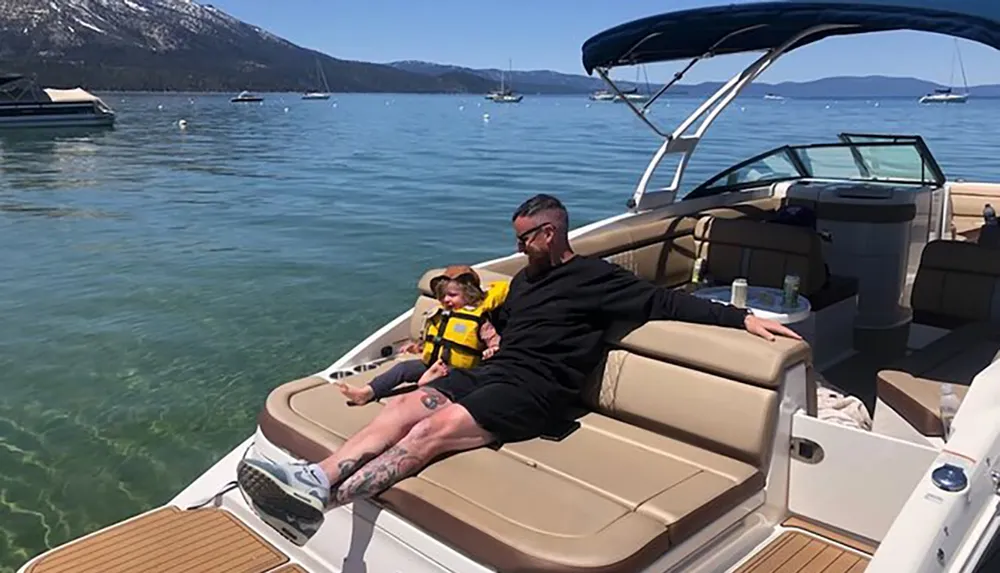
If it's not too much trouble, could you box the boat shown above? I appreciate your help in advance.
[486,59,524,103]
[0,74,115,128]
[17,2,1000,572]
[764,93,786,100]
[303,58,332,100]
[589,89,616,101]
[614,90,650,103]
[231,90,264,103]
[920,40,970,103]
[920,87,968,104]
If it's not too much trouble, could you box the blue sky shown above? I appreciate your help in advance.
[209,0,1000,85]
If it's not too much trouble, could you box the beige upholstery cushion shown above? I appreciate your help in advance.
[949,182,1000,235]
[693,216,827,296]
[259,373,763,573]
[877,322,1000,437]
[910,240,1000,328]
[257,319,813,572]
[606,321,810,389]
[584,349,778,467]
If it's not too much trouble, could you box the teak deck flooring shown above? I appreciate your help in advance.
[23,506,300,573]
[735,531,870,573]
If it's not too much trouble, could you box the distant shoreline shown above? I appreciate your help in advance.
[92,90,1000,100]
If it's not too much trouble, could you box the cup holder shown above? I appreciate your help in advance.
[352,362,379,373]
[329,370,355,380]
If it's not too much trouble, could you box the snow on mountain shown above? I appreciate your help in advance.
[0,0,487,92]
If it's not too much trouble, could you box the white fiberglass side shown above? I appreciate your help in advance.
[868,360,1000,572]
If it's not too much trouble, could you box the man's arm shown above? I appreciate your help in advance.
[599,263,748,328]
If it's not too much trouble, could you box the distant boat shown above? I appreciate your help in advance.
[919,88,968,104]
[302,58,332,100]
[764,93,785,100]
[0,74,115,128]
[589,90,615,101]
[231,90,263,103]
[920,40,970,104]
[614,90,650,103]
[486,59,523,103]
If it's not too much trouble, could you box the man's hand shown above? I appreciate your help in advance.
[744,313,803,342]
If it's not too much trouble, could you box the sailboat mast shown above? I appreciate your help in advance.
[955,39,970,94]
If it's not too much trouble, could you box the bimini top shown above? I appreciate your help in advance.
[582,0,1000,73]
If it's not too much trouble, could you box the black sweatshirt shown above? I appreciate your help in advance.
[486,255,748,406]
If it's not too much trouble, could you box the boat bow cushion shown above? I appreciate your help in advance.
[259,322,811,572]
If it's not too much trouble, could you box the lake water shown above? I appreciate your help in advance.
[1,93,998,569]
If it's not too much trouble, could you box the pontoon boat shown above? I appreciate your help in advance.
[17,1,1000,572]
[0,74,115,128]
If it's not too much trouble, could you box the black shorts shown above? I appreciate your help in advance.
[424,365,558,444]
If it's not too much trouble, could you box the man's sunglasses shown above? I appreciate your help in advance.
[516,222,552,246]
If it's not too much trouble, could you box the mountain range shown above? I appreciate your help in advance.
[0,0,997,98]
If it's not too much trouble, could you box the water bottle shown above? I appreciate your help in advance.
[939,383,961,440]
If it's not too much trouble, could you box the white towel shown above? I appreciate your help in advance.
[815,375,873,431]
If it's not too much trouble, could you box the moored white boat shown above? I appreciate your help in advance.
[17,2,1000,572]
[0,74,115,129]
[920,88,968,104]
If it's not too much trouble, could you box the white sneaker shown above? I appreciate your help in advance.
[237,457,329,525]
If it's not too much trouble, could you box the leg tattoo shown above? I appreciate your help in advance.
[328,452,376,489]
[333,445,424,506]
[419,387,446,411]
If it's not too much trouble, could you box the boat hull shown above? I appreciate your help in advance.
[0,102,115,129]
[919,94,968,103]
[232,98,264,103]
[488,95,523,103]
[302,93,331,100]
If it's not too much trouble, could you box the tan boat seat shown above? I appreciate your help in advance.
[259,318,811,573]
[948,182,1000,236]
[910,239,1000,329]
[877,321,1000,437]
[693,216,857,311]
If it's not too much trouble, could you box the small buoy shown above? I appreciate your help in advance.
[459,105,464,111]
[157,104,163,110]
[483,113,490,122]
[740,106,745,112]
[333,103,338,108]
[874,102,880,107]
[284,107,289,113]
[825,104,831,109]
[178,119,188,129]
[585,103,591,108]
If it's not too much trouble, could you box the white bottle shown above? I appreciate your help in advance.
[939,383,961,440]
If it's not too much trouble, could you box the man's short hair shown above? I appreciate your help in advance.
[512,194,569,229]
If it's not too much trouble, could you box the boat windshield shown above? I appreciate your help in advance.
[686,133,945,200]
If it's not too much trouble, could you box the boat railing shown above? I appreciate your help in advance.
[593,23,857,212]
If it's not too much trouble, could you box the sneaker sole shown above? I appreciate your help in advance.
[237,460,325,522]
[249,501,318,547]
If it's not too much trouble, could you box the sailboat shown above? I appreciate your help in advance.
[302,58,332,100]
[920,40,970,103]
[485,59,523,103]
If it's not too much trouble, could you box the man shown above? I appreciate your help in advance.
[237,194,800,535]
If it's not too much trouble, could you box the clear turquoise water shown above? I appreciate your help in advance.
[1,93,998,569]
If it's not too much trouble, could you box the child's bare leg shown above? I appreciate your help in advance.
[417,359,449,386]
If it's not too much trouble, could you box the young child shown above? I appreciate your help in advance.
[337,265,508,405]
